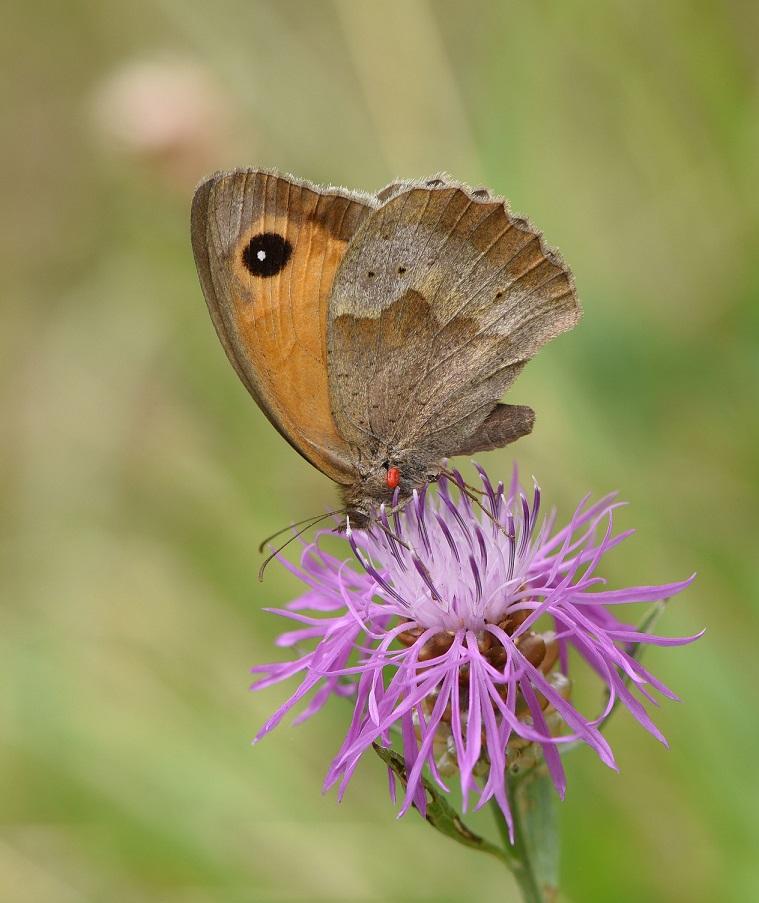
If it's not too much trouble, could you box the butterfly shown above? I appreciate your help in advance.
[191,169,581,528]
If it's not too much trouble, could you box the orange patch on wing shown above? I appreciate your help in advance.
[226,175,366,483]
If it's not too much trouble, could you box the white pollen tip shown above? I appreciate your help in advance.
[345,516,352,537]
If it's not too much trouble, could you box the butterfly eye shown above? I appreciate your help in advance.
[242,232,293,277]
[386,467,400,489]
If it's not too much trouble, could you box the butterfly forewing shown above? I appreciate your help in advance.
[191,169,377,483]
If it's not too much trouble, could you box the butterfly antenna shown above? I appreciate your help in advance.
[257,511,339,553]
[440,466,515,542]
[257,511,336,582]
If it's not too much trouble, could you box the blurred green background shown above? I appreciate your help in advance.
[2,1,757,901]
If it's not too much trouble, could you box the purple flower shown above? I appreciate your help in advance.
[250,466,698,832]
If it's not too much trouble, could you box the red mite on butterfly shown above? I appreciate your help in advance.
[386,467,401,489]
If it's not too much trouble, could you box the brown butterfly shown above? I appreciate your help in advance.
[191,169,581,528]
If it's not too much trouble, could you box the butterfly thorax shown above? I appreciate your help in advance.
[340,453,441,529]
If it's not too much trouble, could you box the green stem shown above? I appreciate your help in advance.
[491,784,554,903]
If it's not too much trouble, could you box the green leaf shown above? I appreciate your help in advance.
[372,743,516,870]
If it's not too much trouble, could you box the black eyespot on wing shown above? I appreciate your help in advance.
[241,232,293,277]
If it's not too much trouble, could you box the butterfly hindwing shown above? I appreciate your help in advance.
[325,177,580,457]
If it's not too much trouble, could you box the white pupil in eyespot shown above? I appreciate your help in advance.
[257,249,267,261]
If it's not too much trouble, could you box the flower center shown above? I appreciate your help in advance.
[396,610,570,777]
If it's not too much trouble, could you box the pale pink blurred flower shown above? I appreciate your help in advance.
[89,58,240,189]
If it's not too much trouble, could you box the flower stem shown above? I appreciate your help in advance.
[491,774,558,903]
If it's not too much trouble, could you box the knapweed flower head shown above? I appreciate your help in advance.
[251,466,697,832]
